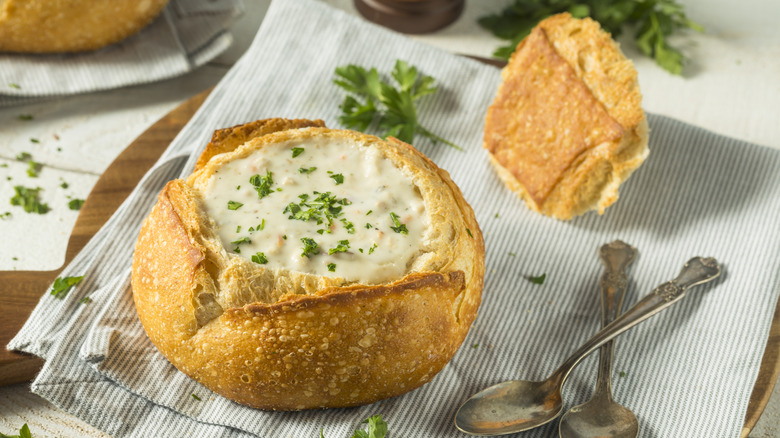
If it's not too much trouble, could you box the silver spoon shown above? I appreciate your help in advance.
[558,240,639,437]
[454,256,721,436]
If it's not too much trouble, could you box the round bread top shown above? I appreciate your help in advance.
[194,132,428,283]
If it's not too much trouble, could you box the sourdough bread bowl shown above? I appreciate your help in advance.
[131,118,485,410]
[0,0,169,53]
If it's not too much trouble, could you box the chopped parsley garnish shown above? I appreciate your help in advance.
[26,160,42,177]
[527,273,546,285]
[328,239,350,255]
[236,225,242,233]
[368,243,377,254]
[260,218,266,230]
[231,237,251,252]
[366,209,373,215]
[227,200,243,210]
[10,186,50,214]
[389,212,408,234]
[284,191,351,226]
[249,171,274,199]
[191,393,202,401]
[329,173,344,185]
[341,218,355,234]
[0,212,11,220]
[509,252,516,257]
[619,371,627,378]
[365,223,373,229]
[327,263,336,272]
[51,275,84,299]
[317,229,326,235]
[291,147,304,158]
[9,83,20,89]
[79,296,92,304]
[251,252,268,264]
[359,248,364,253]
[299,167,317,174]
[60,181,69,189]
[466,228,474,238]
[18,114,33,121]
[30,138,39,143]
[15,152,31,161]
[472,343,479,349]
[301,237,320,258]
[495,213,499,218]
[68,199,85,210]
[283,235,287,240]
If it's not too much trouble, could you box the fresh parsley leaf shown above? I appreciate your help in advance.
[260,218,266,230]
[29,138,39,143]
[15,152,31,161]
[0,212,11,220]
[26,160,42,177]
[329,173,344,184]
[227,200,243,210]
[527,273,546,285]
[328,239,350,255]
[299,167,317,174]
[327,263,336,272]
[249,171,274,199]
[353,415,388,438]
[466,228,474,238]
[334,60,462,149]
[68,198,85,210]
[619,371,627,378]
[341,218,355,234]
[478,0,701,75]
[291,147,304,158]
[389,212,408,234]
[18,114,33,121]
[251,252,269,264]
[60,181,69,189]
[192,393,202,401]
[10,185,50,214]
[368,243,377,254]
[365,223,373,229]
[301,237,320,258]
[51,275,84,299]
[0,423,33,438]
[231,237,251,246]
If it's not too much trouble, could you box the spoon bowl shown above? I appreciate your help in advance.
[455,379,562,435]
[558,396,638,437]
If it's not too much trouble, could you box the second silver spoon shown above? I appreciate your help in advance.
[558,240,639,437]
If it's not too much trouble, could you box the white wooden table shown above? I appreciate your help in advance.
[1,0,778,436]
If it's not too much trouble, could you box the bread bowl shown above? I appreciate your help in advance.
[0,0,169,53]
[484,13,649,220]
[131,118,485,410]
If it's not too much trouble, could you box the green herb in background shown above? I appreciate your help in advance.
[334,60,461,150]
[0,423,32,438]
[478,0,702,75]
[320,415,388,438]
[68,198,85,210]
[10,185,50,214]
[527,273,547,285]
[50,275,84,299]
[8,83,21,90]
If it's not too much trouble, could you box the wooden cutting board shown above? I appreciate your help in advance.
[0,87,777,437]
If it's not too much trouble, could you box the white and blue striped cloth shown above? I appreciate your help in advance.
[9,0,780,436]
[0,0,243,107]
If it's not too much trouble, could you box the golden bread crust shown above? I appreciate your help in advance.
[132,119,485,410]
[484,13,649,220]
[0,0,169,53]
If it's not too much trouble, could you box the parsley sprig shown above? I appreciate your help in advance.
[51,275,84,299]
[334,60,461,150]
[320,415,388,438]
[478,0,702,75]
[0,423,32,438]
[10,186,50,214]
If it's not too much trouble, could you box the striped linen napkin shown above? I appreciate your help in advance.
[0,0,243,107]
[9,0,780,436]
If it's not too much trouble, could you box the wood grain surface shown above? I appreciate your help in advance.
[0,85,777,435]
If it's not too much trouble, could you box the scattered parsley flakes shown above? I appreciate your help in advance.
[283,235,287,240]
[366,209,373,215]
[60,181,69,189]
[620,371,627,378]
[68,198,85,210]
[329,173,344,185]
[494,213,499,218]
[0,163,7,168]
[79,296,92,304]
[0,212,11,220]
[368,243,377,254]
[191,393,202,401]
[466,228,474,238]
[291,147,304,158]
[365,223,373,229]
[251,252,268,264]
[26,160,42,177]
[509,252,516,257]
[299,167,317,174]
[472,343,479,349]
[341,218,355,234]
[260,218,266,230]
[29,138,39,143]
[18,114,33,121]
[10,185,50,214]
[227,200,243,210]
[50,275,84,299]
[236,225,242,233]
[15,152,31,161]
[527,273,546,285]
[301,237,320,258]
[327,263,336,272]
[231,237,251,252]
[249,171,274,199]
[9,83,21,89]
[328,239,350,255]
[389,212,408,234]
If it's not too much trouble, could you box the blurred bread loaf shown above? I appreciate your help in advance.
[0,0,169,53]
[484,12,649,220]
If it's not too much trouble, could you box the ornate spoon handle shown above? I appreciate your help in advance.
[550,257,721,385]
[594,240,636,398]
